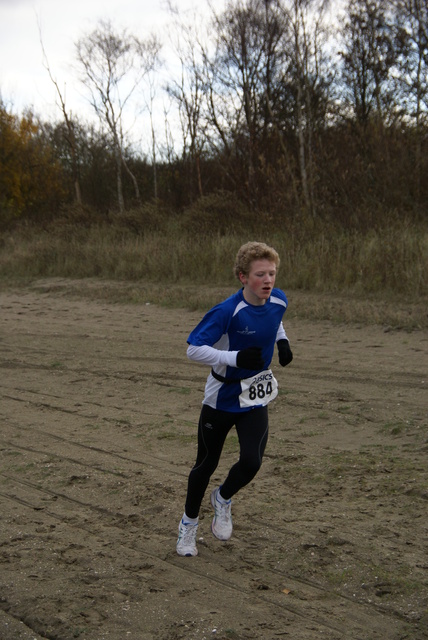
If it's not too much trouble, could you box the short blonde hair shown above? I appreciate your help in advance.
[234,241,280,280]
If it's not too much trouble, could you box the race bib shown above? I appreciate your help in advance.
[239,369,278,408]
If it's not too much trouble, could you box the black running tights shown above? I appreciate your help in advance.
[184,403,269,519]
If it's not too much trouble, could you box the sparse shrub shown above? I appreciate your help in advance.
[109,200,171,235]
[178,191,260,236]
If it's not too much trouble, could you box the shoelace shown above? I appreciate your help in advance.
[181,523,197,545]
[216,499,231,522]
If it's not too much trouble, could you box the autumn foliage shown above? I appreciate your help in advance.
[0,106,66,226]
[0,0,427,251]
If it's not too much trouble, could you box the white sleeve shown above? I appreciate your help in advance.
[187,344,238,367]
[276,321,288,342]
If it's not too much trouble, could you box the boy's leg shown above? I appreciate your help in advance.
[184,404,234,519]
[219,405,269,501]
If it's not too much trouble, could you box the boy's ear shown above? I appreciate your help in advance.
[239,271,247,285]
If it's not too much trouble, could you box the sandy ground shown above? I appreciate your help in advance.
[0,279,427,640]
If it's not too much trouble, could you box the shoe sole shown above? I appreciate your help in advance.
[177,548,198,557]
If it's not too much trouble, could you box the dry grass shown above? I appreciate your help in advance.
[1,276,424,331]
[0,210,427,329]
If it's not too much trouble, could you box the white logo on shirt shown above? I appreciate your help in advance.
[237,326,256,335]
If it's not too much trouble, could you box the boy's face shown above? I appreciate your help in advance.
[239,259,277,305]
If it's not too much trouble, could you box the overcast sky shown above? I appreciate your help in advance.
[0,0,217,150]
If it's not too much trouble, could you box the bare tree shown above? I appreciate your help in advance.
[282,0,333,216]
[393,0,428,205]
[339,0,396,127]
[145,72,159,200]
[166,6,208,199]
[38,19,83,206]
[204,0,291,202]
[75,20,161,212]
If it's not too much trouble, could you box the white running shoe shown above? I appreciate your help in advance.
[211,488,233,541]
[176,519,198,557]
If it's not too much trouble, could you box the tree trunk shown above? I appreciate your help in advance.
[296,82,311,215]
[122,156,141,203]
[115,146,125,213]
[74,178,82,206]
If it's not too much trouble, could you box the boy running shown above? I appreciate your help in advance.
[177,241,293,556]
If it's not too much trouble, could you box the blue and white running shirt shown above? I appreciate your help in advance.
[187,288,288,412]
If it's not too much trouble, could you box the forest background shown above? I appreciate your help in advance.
[0,0,427,324]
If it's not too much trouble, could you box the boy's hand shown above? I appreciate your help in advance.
[237,347,264,370]
[277,339,293,366]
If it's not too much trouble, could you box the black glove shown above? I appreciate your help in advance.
[277,339,293,367]
[236,346,264,370]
